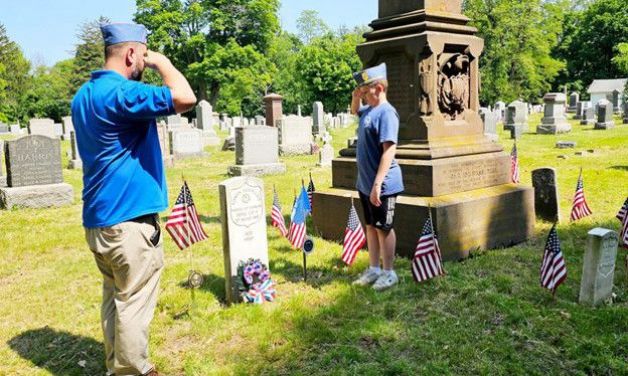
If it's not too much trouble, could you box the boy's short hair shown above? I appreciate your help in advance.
[368,79,388,92]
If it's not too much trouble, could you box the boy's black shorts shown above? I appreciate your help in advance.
[358,192,398,232]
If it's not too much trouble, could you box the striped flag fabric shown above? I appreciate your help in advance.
[288,187,310,249]
[341,204,366,265]
[165,182,208,250]
[510,142,520,184]
[271,188,288,237]
[307,174,316,210]
[411,215,445,283]
[617,197,628,249]
[540,224,567,293]
[570,170,592,221]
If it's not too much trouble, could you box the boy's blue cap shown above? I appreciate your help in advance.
[353,63,387,87]
[100,23,148,47]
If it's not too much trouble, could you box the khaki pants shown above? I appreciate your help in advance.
[85,216,164,376]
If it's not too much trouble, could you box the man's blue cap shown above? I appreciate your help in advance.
[100,23,148,47]
[353,63,387,87]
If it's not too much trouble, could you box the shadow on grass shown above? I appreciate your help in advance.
[269,257,345,288]
[8,326,104,376]
[609,165,628,171]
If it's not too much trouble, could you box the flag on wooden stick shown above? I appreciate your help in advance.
[411,211,445,283]
[341,203,366,266]
[540,224,567,293]
[570,169,592,221]
[165,182,208,250]
[271,187,288,237]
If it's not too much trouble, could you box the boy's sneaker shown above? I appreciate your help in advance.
[352,268,382,286]
[372,270,398,291]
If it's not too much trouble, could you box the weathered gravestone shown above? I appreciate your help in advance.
[53,123,63,138]
[157,122,174,167]
[61,116,74,140]
[623,102,628,124]
[556,141,576,149]
[532,168,560,223]
[254,115,266,126]
[313,101,325,136]
[264,93,283,127]
[574,101,588,120]
[537,93,571,134]
[278,115,313,155]
[169,128,204,158]
[594,99,614,130]
[228,127,285,176]
[579,228,619,306]
[0,124,8,134]
[28,118,56,138]
[219,176,269,304]
[480,108,498,141]
[494,101,506,121]
[581,107,595,125]
[504,100,528,139]
[567,92,579,113]
[612,90,621,113]
[68,131,82,169]
[318,133,334,167]
[10,124,21,134]
[1,135,74,209]
[196,100,220,146]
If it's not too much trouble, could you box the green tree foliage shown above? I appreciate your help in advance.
[71,16,108,92]
[296,10,330,45]
[0,23,31,123]
[554,0,628,90]
[464,0,567,104]
[25,60,74,121]
[266,31,304,114]
[135,0,280,116]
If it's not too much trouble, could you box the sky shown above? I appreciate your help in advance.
[0,0,378,66]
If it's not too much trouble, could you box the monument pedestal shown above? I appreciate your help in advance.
[313,185,534,261]
[228,163,286,177]
[594,121,615,130]
[0,183,74,209]
[537,123,572,134]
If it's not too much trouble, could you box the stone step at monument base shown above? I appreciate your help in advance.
[331,152,511,197]
[594,122,615,130]
[312,184,535,261]
[228,163,286,177]
[0,183,74,209]
[537,123,572,134]
[68,159,82,170]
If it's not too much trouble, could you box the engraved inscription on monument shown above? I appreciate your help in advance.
[5,135,63,187]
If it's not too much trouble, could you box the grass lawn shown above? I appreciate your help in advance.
[0,113,627,375]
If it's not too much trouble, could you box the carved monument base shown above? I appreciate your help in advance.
[313,184,535,261]
[0,183,74,209]
[228,163,286,177]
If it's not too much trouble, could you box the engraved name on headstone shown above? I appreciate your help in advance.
[5,135,63,187]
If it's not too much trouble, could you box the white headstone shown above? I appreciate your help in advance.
[219,176,269,304]
[578,228,619,306]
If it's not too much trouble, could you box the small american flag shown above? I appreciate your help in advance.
[570,170,592,221]
[165,182,208,250]
[341,204,366,265]
[307,174,316,210]
[510,143,520,184]
[288,187,310,249]
[617,197,628,249]
[411,215,445,283]
[271,188,288,237]
[540,224,567,293]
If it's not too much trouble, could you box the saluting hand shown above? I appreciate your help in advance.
[143,50,171,70]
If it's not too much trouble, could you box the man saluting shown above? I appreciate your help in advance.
[72,23,196,376]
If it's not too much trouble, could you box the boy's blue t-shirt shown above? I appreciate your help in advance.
[356,102,404,196]
[71,70,176,228]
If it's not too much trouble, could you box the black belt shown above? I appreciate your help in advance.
[129,214,161,246]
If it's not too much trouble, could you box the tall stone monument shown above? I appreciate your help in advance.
[313,101,325,136]
[567,92,579,113]
[264,93,283,128]
[312,0,535,260]
[196,100,220,146]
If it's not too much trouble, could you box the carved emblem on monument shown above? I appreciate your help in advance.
[437,53,470,120]
[419,56,434,116]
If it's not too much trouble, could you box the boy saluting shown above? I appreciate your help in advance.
[351,63,404,291]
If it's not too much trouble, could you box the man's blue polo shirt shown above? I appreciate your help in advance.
[71,70,176,228]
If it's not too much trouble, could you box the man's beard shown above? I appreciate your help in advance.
[130,66,144,82]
